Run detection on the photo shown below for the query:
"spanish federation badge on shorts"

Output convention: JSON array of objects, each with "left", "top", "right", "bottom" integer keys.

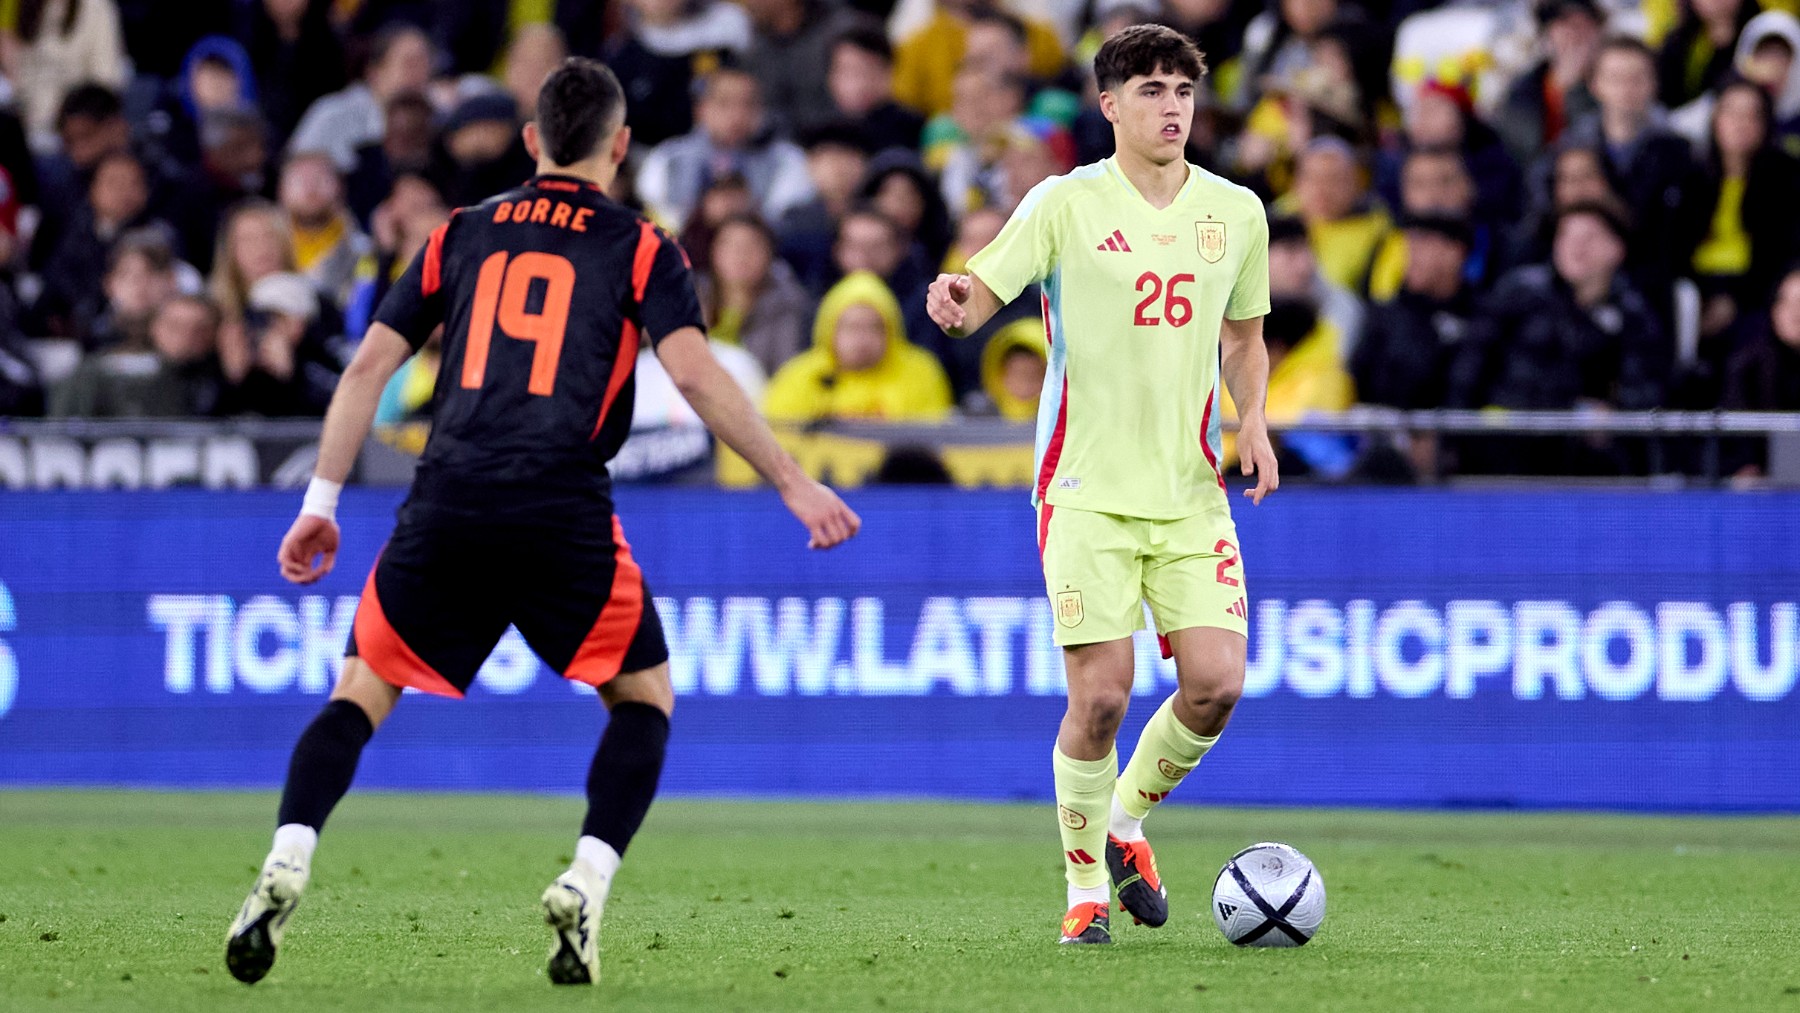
[
  {"left": 1055, "top": 590, "right": 1084, "bottom": 628},
  {"left": 1196, "top": 220, "right": 1226, "bottom": 264}
]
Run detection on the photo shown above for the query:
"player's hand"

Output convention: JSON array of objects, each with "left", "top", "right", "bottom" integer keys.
[
  {"left": 780, "top": 479, "right": 862, "bottom": 550},
  {"left": 927, "top": 273, "right": 973, "bottom": 336},
  {"left": 1238, "top": 414, "right": 1280, "bottom": 506},
  {"left": 278, "top": 513, "right": 340, "bottom": 584}
]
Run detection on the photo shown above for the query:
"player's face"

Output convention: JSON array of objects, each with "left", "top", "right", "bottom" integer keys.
[{"left": 1104, "top": 70, "right": 1194, "bottom": 165}]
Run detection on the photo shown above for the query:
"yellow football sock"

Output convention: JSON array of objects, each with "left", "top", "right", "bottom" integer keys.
[
  {"left": 1052, "top": 745, "right": 1116, "bottom": 891},
  {"left": 1116, "top": 695, "right": 1219, "bottom": 822}
]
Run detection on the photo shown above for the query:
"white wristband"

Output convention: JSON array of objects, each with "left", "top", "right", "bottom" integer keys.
[{"left": 299, "top": 477, "right": 343, "bottom": 522}]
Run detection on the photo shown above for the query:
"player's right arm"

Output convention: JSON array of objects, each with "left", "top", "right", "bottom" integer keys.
[
  {"left": 277, "top": 323, "right": 414, "bottom": 584},
  {"left": 926, "top": 272, "right": 1003, "bottom": 338},
  {"left": 280, "top": 218, "right": 453, "bottom": 584},
  {"left": 931, "top": 179, "right": 1061, "bottom": 338},
  {"left": 656, "top": 327, "right": 862, "bottom": 550}
]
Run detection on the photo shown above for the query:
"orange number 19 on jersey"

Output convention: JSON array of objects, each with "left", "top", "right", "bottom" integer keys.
[{"left": 461, "top": 251, "right": 576, "bottom": 396}]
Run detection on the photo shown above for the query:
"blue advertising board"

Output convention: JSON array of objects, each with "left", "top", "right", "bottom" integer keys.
[{"left": 1, "top": 488, "right": 1796, "bottom": 811}]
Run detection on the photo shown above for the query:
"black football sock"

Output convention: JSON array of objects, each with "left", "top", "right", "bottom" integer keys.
[
  {"left": 276, "top": 699, "right": 376, "bottom": 832},
  {"left": 579, "top": 702, "right": 670, "bottom": 856}
]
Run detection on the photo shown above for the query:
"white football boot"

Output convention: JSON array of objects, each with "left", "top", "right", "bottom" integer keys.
[
  {"left": 225, "top": 850, "right": 309, "bottom": 984},
  {"left": 541, "top": 860, "right": 610, "bottom": 985}
]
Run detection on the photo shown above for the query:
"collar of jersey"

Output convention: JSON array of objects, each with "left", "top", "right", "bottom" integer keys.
[
  {"left": 1102, "top": 156, "right": 1197, "bottom": 211},
  {"left": 529, "top": 173, "right": 606, "bottom": 193}
]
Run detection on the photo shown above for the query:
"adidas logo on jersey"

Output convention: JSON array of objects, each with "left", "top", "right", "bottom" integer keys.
[{"left": 1094, "top": 229, "right": 1132, "bottom": 252}]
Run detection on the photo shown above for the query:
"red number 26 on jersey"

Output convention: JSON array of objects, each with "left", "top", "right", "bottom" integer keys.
[{"left": 1133, "top": 271, "right": 1195, "bottom": 327}]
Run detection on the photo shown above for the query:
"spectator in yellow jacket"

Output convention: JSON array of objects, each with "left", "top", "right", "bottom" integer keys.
[
  {"left": 764, "top": 271, "right": 954, "bottom": 422},
  {"left": 978, "top": 316, "right": 1045, "bottom": 422}
]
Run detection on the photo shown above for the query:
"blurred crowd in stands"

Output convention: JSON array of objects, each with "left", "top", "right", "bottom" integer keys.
[{"left": 0, "top": 0, "right": 1798, "bottom": 481}]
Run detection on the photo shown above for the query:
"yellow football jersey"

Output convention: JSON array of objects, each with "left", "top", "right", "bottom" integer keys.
[{"left": 967, "top": 157, "right": 1270, "bottom": 520}]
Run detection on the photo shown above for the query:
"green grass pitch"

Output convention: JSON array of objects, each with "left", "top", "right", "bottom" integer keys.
[{"left": 2, "top": 791, "right": 1798, "bottom": 1012}]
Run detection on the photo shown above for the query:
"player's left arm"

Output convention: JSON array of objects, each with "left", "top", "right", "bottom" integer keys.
[
  {"left": 1220, "top": 315, "right": 1278, "bottom": 505},
  {"left": 1221, "top": 207, "right": 1277, "bottom": 505},
  {"left": 277, "top": 323, "right": 415, "bottom": 584}
]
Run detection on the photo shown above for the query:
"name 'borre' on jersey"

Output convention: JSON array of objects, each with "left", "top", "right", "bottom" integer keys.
[
  {"left": 372, "top": 174, "right": 705, "bottom": 522},
  {"left": 965, "top": 156, "right": 1271, "bottom": 522}
]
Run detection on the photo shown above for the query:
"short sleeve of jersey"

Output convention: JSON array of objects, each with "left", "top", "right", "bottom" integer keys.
[
  {"left": 372, "top": 238, "right": 444, "bottom": 351},
  {"left": 966, "top": 180, "right": 1060, "bottom": 304},
  {"left": 1225, "top": 206, "right": 1271, "bottom": 321},
  {"left": 639, "top": 230, "right": 706, "bottom": 347}
]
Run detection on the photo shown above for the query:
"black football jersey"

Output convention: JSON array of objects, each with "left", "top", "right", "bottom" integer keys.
[{"left": 373, "top": 174, "right": 704, "bottom": 519}]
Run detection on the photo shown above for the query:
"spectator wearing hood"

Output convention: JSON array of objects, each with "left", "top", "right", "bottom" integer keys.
[
  {"left": 763, "top": 270, "right": 952, "bottom": 422},
  {"left": 1668, "top": 10, "right": 1800, "bottom": 150},
  {"left": 143, "top": 35, "right": 258, "bottom": 168},
  {"left": 427, "top": 92, "right": 534, "bottom": 209},
  {"left": 976, "top": 316, "right": 1045, "bottom": 422},
  {"left": 1675, "top": 77, "right": 1800, "bottom": 369},
  {"left": 1497, "top": 0, "right": 1603, "bottom": 170}
]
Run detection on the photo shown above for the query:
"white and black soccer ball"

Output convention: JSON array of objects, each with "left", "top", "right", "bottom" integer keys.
[{"left": 1211, "top": 842, "right": 1326, "bottom": 947}]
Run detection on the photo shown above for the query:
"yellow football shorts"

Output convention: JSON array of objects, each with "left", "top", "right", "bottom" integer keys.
[{"left": 1036, "top": 502, "right": 1248, "bottom": 647}]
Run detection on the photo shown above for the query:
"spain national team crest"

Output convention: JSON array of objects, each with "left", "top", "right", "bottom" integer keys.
[
  {"left": 1055, "top": 590, "right": 1084, "bottom": 628},
  {"left": 1196, "top": 220, "right": 1226, "bottom": 264}
]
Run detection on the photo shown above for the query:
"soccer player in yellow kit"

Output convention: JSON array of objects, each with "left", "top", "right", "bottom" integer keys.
[{"left": 927, "top": 24, "right": 1277, "bottom": 945}]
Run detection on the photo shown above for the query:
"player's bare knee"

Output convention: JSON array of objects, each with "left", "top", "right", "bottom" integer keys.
[
  {"left": 328, "top": 659, "right": 401, "bottom": 729},
  {"left": 1074, "top": 687, "right": 1131, "bottom": 739},
  {"left": 600, "top": 663, "right": 675, "bottom": 717}
]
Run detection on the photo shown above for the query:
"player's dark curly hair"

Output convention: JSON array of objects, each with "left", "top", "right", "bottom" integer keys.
[
  {"left": 1093, "top": 24, "right": 1207, "bottom": 94},
  {"left": 535, "top": 57, "right": 626, "bottom": 167}
]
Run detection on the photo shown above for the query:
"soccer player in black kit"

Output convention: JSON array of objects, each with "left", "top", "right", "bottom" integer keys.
[{"left": 224, "top": 59, "right": 860, "bottom": 987}]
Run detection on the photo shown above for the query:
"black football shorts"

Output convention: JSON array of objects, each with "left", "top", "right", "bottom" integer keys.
[{"left": 345, "top": 513, "right": 668, "bottom": 697}]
